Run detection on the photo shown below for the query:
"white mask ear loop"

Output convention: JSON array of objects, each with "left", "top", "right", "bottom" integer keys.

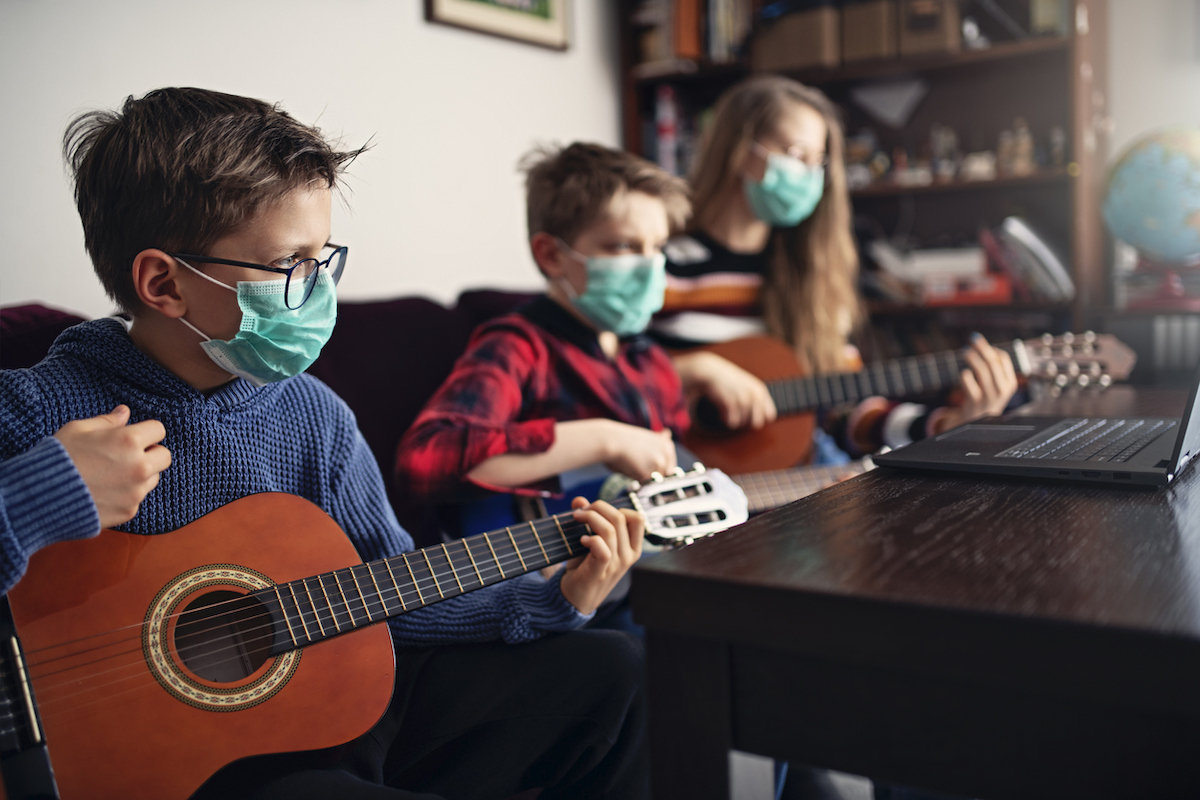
[
  {"left": 174, "top": 256, "right": 234, "bottom": 343},
  {"left": 552, "top": 238, "right": 585, "bottom": 301}
]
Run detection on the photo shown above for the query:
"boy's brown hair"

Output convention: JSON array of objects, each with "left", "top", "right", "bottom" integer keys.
[
  {"left": 521, "top": 142, "right": 690, "bottom": 246},
  {"left": 63, "top": 87, "right": 365, "bottom": 313}
]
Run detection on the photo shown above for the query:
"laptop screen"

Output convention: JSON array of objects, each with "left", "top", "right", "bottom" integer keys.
[{"left": 1167, "top": 362, "right": 1200, "bottom": 475}]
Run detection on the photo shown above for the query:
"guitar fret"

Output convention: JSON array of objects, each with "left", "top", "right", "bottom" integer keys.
[
  {"left": 365, "top": 562, "right": 390, "bottom": 616},
  {"left": 506, "top": 527, "right": 528, "bottom": 572},
  {"left": 384, "top": 559, "right": 407, "bottom": 611},
  {"left": 422, "top": 550, "right": 445, "bottom": 599},
  {"left": 462, "top": 538, "right": 486, "bottom": 586},
  {"left": 907, "top": 359, "right": 923, "bottom": 393},
  {"left": 528, "top": 521, "right": 550, "bottom": 564},
  {"left": 349, "top": 565, "right": 374, "bottom": 623},
  {"left": 319, "top": 574, "right": 346, "bottom": 631},
  {"left": 273, "top": 586, "right": 299, "bottom": 648},
  {"left": 302, "top": 578, "right": 328, "bottom": 637},
  {"left": 402, "top": 553, "right": 424, "bottom": 605},
  {"left": 553, "top": 516, "right": 574, "bottom": 557},
  {"left": 482, "top": 532, "right": 505, "bottom": 579},
  {"left": 288, "top": 583, "right": 314, "bottom": 642},
  {"left": 830, "top": 373, "right": 843, "bottom": 404},
  {"left": 331, "top": 570, "right": 357, "bottom": 628},
  {"left": 441, "top": 543, "right": 465, "bottom": 594}
]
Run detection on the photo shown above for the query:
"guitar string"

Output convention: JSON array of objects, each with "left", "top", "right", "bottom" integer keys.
[{"left": 20, "top": 521, "right": 598, "bottom": 706}]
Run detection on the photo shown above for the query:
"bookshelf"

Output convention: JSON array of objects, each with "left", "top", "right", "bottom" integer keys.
[{"left": 619, "top": 0, "right": 1111, "bottom": 357}]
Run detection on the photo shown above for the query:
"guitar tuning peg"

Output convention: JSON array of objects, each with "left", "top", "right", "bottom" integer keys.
[
  {"left": 1066, "top": 362, "right": 1080, "bottom": 377},
  {"left": 1062, "top": 332, "right": 1075, "bottom": 344},
  {"left": 691, "top": 462, "right": 706, "bottom": 473},
  {"left": 1060, "top": 344, "right": 1074, "bottom": 357},
  {"left": 1081, "top": 343, "right": 1095, "bottom": 357},
  {"left": 671, "top": 466, "right": 685, "bottom": 477},
  {"left": 1083, "top": 330, "right": 1096, "bottom": 343},
  {"left": 650, "top": 472, "right": 664, "bottom": 482},
  {"left": 1043, "top": 361, "right": 1058, "bottom": 376},
  {"left": 1098, "top": 374, "right": 1113, "bottom": 388},
  {"left": 1055, "top": 373, "right": 1070, "bottom": 388},
  {"left": 629, "top": 480, "right": 642, "bottom": 491},
  {"left": 1076, "top": 374, "right": 1091, "bottom": 388},
  {"left": 1041, "top": 333, "right": 1054, "bottom": 345},
  {"left": 1088, "top": 362, "right": 1102, "bottom": 377}
]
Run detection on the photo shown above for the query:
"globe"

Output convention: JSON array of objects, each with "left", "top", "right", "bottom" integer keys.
[{"left": 1103, "top": 127, "right": 1200, "bottom": 265}]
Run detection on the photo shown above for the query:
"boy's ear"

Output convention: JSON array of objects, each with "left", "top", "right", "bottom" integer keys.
[
  {"left": 131, "top": 249, "right": 188, "bottom": 319},
  {"left": 530, "top": 232, "right": 567, "bottom": 280}
]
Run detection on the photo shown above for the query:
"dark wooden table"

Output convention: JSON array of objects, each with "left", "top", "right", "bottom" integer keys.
[{"left": 632, "top": 387, "right": 1200, "bottom": 800}]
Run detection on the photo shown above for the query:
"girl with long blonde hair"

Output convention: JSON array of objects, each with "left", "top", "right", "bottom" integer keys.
[{"left": 663, "top": 75, "right": 1016, "bottom": 457}]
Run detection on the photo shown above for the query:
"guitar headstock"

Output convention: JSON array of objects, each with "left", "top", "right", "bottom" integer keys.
[
  {"left": 607, "top": 465, "right": 749, "bottom": 548},
  {"left": 1016, "top": 332, "right": 1137, "bottom": 391}
]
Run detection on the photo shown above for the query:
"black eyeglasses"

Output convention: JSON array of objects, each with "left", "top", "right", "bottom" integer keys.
[{"left": 170, "top": 244, "right": 347, "bottom": 309}]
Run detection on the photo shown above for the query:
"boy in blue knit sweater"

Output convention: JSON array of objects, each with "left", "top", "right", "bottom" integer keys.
[{"left": 0, "top": 88, "right": 648, "bottom": 799}]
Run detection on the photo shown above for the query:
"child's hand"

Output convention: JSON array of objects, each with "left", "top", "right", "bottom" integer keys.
[
  {"left": 674, "top": 351, "right": 776, "bottom": 430},
  {"left": 54, "top": 405, "right": 172, "bottom": 529},
  {"left": 933, "top": 336, "right": 1019, "bottom": 434},
  {"left": 601, "top": 421, "right": 676, "bottom": 481},
  {"left": 558, "top": 498, "right": 645, "bottom": 616}
]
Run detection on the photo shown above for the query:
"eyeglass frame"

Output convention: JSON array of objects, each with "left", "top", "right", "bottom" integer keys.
[
  {"left": 751, "top": 140, "right": 830, "bottom": 170},
  {"left": 168, "top": 244, "right": 347, "bottom": 309}
]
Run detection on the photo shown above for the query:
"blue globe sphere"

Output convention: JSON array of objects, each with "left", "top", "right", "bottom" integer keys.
[{"left": 1103, "top": 128, "right": 1200, "bottom": 265}]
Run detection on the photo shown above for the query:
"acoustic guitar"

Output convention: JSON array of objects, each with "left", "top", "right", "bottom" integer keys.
[
  {"left": 680, "top": 332, "right": 1138, "bottom": 473},
  {"left": 0, "top": 468, "right": 746, "bottom": 800}
]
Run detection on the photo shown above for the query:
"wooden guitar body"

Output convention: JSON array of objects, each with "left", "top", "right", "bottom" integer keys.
[
  {"left": 5, "top": 494, "right": 395, "bottom": 800},
  {"left": 679, "top": 336, "right": 816, "bottom": 473}
]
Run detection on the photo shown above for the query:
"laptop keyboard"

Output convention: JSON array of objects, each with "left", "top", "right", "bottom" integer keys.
[{"left": 997, "top": 418, "right": 1177, "bottom": 463}]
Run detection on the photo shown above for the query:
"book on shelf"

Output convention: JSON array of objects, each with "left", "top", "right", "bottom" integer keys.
[{"left": 631, "top": 0, "right": 753, "bottom": 73}]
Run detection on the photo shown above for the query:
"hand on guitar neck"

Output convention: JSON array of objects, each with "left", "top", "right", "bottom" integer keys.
[
  {"left": 557, "top": 497, "right": 644, "bottom": 616},
  {"left": 673, "top": 349, "right": 778, "bottom": 430},
  {"left": 926, "top": 334, "right": 1019, "bottom": 435},
  {"left": 53, "top": 405, "right": 172, "bottom": 529}
]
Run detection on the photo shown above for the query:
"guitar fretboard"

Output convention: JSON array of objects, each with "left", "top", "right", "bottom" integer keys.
[
  {"left": 257, "top": 515, "right": 589, "bottom": 652},
  {"left": 768, "top": 344, "right": 1021, "bottom": 416},
  {"left": 733, "top": 459, "right": 872, "bottom": 514}
]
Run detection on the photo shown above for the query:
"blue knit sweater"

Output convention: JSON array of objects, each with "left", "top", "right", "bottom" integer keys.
[{"left": 0, "top": 319, "right": 587, "bottom": 644}]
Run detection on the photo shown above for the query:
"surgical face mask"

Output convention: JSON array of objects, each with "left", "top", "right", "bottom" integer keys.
[
  {"left": 556, "top": 240, "right": 667, "bottom": 337},
  {"left": 176, "top": 258, "right": 337, "bottom": 386},
  {"left": 743, "top": 145, "right": 825, "bottom": 227}
]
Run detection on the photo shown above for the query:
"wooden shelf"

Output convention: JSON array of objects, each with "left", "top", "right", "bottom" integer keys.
[
  {"left": 785, "top": 35, "right": 1071, "bottom": 86},
  {"left": 851, "top": 170, "right": 1071, "bottom": 199},
  {"left": 632, "top": 36, "right": 1071, "bottom": 88},
  {"left": 867, "top": 300, "right": 1073, "bottom": 316}
]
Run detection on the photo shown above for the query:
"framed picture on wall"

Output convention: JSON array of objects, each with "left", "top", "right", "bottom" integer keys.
[{"left": 425, "top": 0, "right": 569, "bottom": 50}]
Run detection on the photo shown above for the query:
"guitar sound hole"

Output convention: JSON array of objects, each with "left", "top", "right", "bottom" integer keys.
[{"left": 175, "top": 590, "right": 273, "bottom": 682}]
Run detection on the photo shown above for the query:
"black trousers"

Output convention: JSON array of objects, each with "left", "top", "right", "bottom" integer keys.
[{"left": 192, "top": 629, "right": 649, "bottom": 800}]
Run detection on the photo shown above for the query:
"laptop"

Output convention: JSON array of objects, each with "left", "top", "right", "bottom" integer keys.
[{"left": 873, "top": 364, "right": 1200, "bottom": 487}]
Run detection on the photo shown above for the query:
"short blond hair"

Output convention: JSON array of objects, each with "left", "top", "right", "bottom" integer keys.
[{"left": 521, "top": 142, "right": 690, "bottom": 245}]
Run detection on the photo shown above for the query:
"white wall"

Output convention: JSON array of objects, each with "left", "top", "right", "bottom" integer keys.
[
  {"left": 1108, "top": 0, "right": 1200, "bottom": 157},
  {"left": 0, "top": 0, "right": 619, "bottom": 318}
]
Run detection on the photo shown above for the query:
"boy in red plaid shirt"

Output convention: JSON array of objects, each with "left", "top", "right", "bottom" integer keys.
[{"left": 395, "top": 143, "right": 766, "bottom": 520}]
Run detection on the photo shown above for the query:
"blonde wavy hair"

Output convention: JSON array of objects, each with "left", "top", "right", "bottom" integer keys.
[{"left": 690, "top": 75, "right": 862, "bottom": 372}]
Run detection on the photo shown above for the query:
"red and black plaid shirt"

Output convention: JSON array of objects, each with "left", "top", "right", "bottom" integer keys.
[{"left": 395, "top": 296, "right": 690, "bottom": 502}]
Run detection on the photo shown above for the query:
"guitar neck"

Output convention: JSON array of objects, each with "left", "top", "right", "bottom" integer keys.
[
  {"left": 767, "top": 342, "right": 1023, "bottom": 416},
  {"left": 259, "top": 514, "right": 588, "bottom": 653},
  {"left": 733, "top": 459, "right": 872, "bottom": 514}
]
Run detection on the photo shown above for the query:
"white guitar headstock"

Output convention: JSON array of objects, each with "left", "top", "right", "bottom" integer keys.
[{"left": 620, "top": 464, "right": 749, "bottom": 548}]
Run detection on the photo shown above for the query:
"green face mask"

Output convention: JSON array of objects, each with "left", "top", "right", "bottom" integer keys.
[
  {"left": 744, "top": 148, "right": 825, "bottom": 227},
  {"left": 177, "top": 258, "right": 337, "bottom": 386},
  {"left": 557, "top": 240, "right": 667, "bottom": 337}
]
